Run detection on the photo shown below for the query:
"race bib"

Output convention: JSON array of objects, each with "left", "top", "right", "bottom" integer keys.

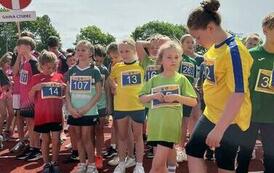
[
  {"left": 145, "top": 65, "right": 160, "bottom": 81},
  {"left": 151, "top": 85, "right": 180, "bottom": 109},
  {"left": 70, "top": 76, "right": 92, "bottom": 93},
  {"left": 254, "top": 69, "right": 274, "bottom": 94},
  {"left": 20, "top": 69, "right": 28, "bottom": 85},
  {"left": 121, "top": 71, "right": 142, "bottom": 86},
  {"left": 181, "top": 62, "right": 195, "bottom": 78},
  {"left": 271, "top": 69, "right": 274, "bottom": 87},
  {"left": 41, "top": 82, "right": 63, "bottom": 99}
]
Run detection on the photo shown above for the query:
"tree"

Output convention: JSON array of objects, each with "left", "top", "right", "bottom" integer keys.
[
  {"left": 0, "top": 14, "right": 60, "bottom": 56},
  {"left": 131, "top": 21, "right": 188, "bottom": 41},
  {"left": 76, "top": 25, "right": 115, "bottom": 46}
]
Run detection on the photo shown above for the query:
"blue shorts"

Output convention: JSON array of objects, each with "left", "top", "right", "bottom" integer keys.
[
  {"left": 20, "top": 107, "right": 34, "bottom": 118},
  {"left": 98, "top": 108, "right": 107, "bottom": 117},
  {"left": 183, "top": 105, "right": 193, "bottom": 118},
  {"left": 113, "top": 110, "right": 145, "bottom": 123},
  {"left": 185, "top": 115, "right": 243, "bottom": 171}
]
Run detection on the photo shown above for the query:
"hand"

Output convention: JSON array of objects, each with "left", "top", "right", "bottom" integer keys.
[
  {"left": 111, "top": 83, "right": 117, "bottom": 95},
  {"left": 206, "top": 127, "right": 225, "bottom": 149},
  {"left": 77, "top": 104, "right": 91, "bottom": 115},
  {"left": 67, "top": 106, "right": 81, "bottom": 118},
  {"left": 153, "top": 92, "right": 164, "bottom": 102},
  {"left": 163, "top": 94, "right": 179, "bottom": 103}
]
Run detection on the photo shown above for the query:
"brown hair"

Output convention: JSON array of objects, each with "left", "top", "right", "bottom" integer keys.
[
  {"left": 187, "top": 0, "right": 221, "bottom": 30},
  {"left": 157, "top": 41, "right": 183, "bottom": 72},
  {"left": 262, "top": 12, "right": 274, "bottom": 29},
  {"left": 0, "top": 52, "right": 12, "bottom": 67},
  {"left": 16, "top": 36, "right": 36, "bottom": 50},
  {"left": 106, "top": 42, "right": 118, "bottom": 54},
  {"left": 37, "top": 50, "right": 57, "bottom": 72},
  {"left": 76, "top": 40, "right": 95, "bottom": 57}
]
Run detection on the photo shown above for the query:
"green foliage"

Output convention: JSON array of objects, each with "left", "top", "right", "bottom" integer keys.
[
  {"left": 0, "top": 15, "right": 60, "bottom": 56},
  {"left": 76, "top": 25, "right": 115, "bottom": 46},
  {"left": 131, "top": 21, "right": 188, "bottom": 41}
]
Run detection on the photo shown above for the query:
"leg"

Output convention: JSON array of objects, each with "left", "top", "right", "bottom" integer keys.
[
  {"left": 260, "top": 123, "right": 274, "bottom": 173},
  {"left": 51, "top": 131, "right": 61, "bottom": 163},
  {"left": 127, "top": 119, "right": 135, "bottom": 158},
  {"left": 188, "top": 156, "right": 207, "bottom": 173},
  {"left": 131, "top": 119, "right": 144, "bottom": 163},
  {"left": 236, "top": 122, "right": 258, "bottom": 173},
  {"left": 95, "top": 117, "right": 105, "bottom": 157},
  {"left": 81, "top": 126, "right": 95, "bottom": 164},
  {"left": 41, "top": 133, "right": 50, "bottom": 163},
  {"left": 150, "top": 145, "right": 170, "bottom": 173},
  {"left": 75, "top": 126, "right": 86, "bottom": 163},
  {"left": 116, "top": 117, "right": 130, "bottom": 161},
  {"left": 0, "top": 99, "right": 7, "bottom": 135}
]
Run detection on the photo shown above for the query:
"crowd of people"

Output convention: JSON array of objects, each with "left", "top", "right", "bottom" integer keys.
[{"left": 0, "top": 0, "right": 273, "bottom": 173}]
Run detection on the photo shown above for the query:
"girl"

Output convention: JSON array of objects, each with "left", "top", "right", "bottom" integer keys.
[
  {"left": 29, "top": 51, "right": 65, "bottom": 173},
  {"left": 109, "top": 38, "right": 145, "bottom": 173},
  {"left": 66, "top": 40, "right": 101, "bottom": 173},
  {"left": 185, "top": 1, "right": 253, "bottom": 173},
  {"left": 139, "top": 41, "right": 197, "bottom": 173},
  {"left": 0, "top": 53, "right": 13, "bottom": 148}
]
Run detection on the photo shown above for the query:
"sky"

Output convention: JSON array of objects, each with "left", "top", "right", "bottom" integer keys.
[{"left": 2, "top": 0, "right": 274, "bottom": 48}]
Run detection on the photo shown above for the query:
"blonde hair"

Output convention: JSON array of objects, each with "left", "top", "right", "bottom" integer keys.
[
  {"left": 119, "top": 38, "right": 136, "bottom": 52},
  {"left": 0, "top": 52, "right": 12, "bottom": 67},
  {"left": 76, "top": 40, "right": 95, "bottom": 56},
  {"left": 157, "top": 41, "right": 183, "bottom": 72},
  {"left": 262, "top": 12, "right": 274, "bottom": 29},
  {"left": 38, "top": 50, "right": 57, "bottom": 72},
  {"left": 180, "top": 34, "right": 194, "bottom": 44}
]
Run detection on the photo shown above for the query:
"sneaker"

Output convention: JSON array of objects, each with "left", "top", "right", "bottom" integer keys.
[
  {"left": 113, "top": 162, "right": 126, "bottom": 173},
  {"left": 63, "top": 153, "right": 79, "bottom": 164},
  {"left": 108, "top": 155, "right": 119, "bottom": 166},
  {"left": 133, "top": 165, "right": 145, "bottom": 173},
  {"left": 76, "top": 163, "right": 87, "bottom": 173},
  {"left": 146, "top": 147, "right": 154, "bottom": 159},
  {"left": 86, "top": 165, "right": 98, "bottom": 173},
  {"left": 205, "top": 148, "right": 215, "bottom": 161},
  {"left": 103, "top": 146, "right": 117, "bottom": 158},
  {"left": 16, "top": 147, "right": 32, "bottom": 160},
  {"left": 25, "top": 150, "right": 42, "bottom": 161},
  {"left": 95, "top": 156, "right": 103, "bottom": 169},
  {"left": 0, "top": 135, "right": 3, "bottom": 149},
  {"left": 10, "top": 140, "right": 27, "bottom": 154},
  {"left": 176, "top": 149, "right": 187, "bottom": 162},
  {"left": 125, "top": 157, "right": 136, "bottom": 168},
  {"left": 42, "top": 163, "right": 51, "bottom": 173}
]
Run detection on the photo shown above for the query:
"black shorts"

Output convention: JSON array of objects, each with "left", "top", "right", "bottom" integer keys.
[
  {"left": 183, "top": 105, "right": 193, "bottom": 118},
  {"left": 34, "top": 123, "right": 62, "bottom": 133},
  {"left": 98, "top": 108, "right": 107, "bottom": 117},
  {"left": 67, "top": 115, "right": 99, "bottom": 126},
  {"left": 20, "top": 107, "right": 34, "bottom": 118},
  {"left": 113, "top": 110, "right": 146, "bottom": 123},
  {"left": 147, "top": 141, "right": 174, "bottom": 149},
  {"left": 185, "top": 115, "right": 243, "bottom": 171}
]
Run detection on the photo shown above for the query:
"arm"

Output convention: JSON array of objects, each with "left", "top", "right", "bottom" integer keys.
[
  {"left": 28, "top": 83, "right": 42, "bottom": 101},
  {"left": 136, "top": 40, "right": 150, "bottom": 62},
  {"left": 163, "top": 94, "right": 197, "bottom": 107},
  {"left": 65, "top": 81, "right": 80, "bottom": 118},
  {"left": 206, "top": 93, "right": 244, "bottom": 148},
  {"left": 78, "top": 82, "right": 102, "bottom": 115},
  {"left": 105, "top": 77, "right": 112, "bottom": 114},
  {"left": 12, "top": 54, "right": 21, "bottom": 76}
]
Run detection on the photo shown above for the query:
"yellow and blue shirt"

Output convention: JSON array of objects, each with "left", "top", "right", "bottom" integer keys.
[
  {"left": 110, "top": 61, "right": 145, "bottom": 111},
  {"left": 203, "top": 36, "right": 253, "bottom": 131}
]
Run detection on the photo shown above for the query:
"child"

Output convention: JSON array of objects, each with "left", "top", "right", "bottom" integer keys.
[
  {"left": 236, "top": 12, "right": 274, "bottom": 173},
  {"left": 244, "top": 33, "right": 261, "bottom": 49},
  {"left": 94, "top": 44, "right": 110, "bottom": 169},
  {"left": 63, "top": 52, "right": 80, "bottom": 163},
  {"left": 0, "top": 53, "right": 13, "bottom": 148},
  {"left": 185, "top": 1, "right": 253, "bottom": 173},
  {"left": 13, "top": 36, "right": 41, "bottom": 161},
  {"left": 109, "top": 38, "right": 145, "bottom": 173},
  {"left": 139, "top": 41, "right": 197, "bottom": 173},
  {"left": 29, "top": 51, "right": 65, "bottom": 173},
  {"left": 66, "top": 40, "right": 101, "bottom": 173}
]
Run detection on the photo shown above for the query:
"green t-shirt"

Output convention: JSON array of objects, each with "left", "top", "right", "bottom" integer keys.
[
  {"left": 140, "top": 56, "right": 159, "bottom": 81},
  {"left": 178, "top": 55, "right": 197, "bottom": 85},
  {"left": 139, "top": 72, "right": 197, "bottom": 143},
  {"left": 68, "top": 65, "right": 102, "bottom": 116},
  {"left": 249, "top": 45, "right": 274, "bottom": 123},
  {"left": 97, "top": 65, "right": 109, "bottom": 110}
]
